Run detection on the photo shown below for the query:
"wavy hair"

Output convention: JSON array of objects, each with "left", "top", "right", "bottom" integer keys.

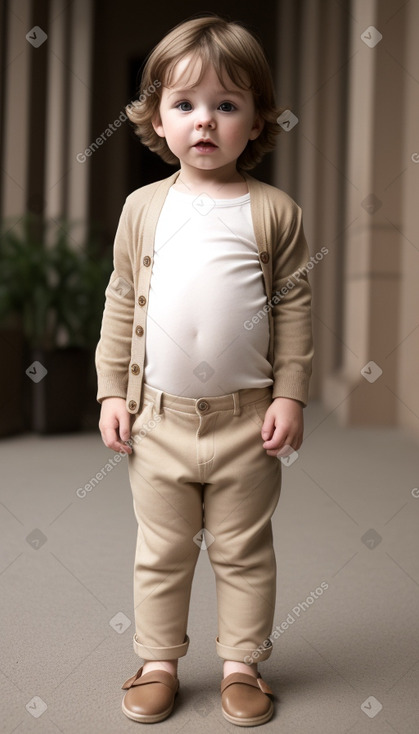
[{"left": 125, "top": 15, "right": 284, "bottom": 170}]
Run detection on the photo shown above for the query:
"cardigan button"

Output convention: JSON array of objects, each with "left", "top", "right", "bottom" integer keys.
[
  {"left": 128, "top": 400, "right": 137, "bottom": 411},
  {"left": 260, "top": 251, "right": 269, "bottom": 264},
  {"left": 131, "top": 363, "right": 140, "bottom": 375},
  {"left": 143, "top": 256, "right": 151, "bottom": 266},
  {"left": 135, "top": 325, "right": 144, "bottom": 337},
  {"left": 138, "top": 295, "right": 146, "bottom": 306}
]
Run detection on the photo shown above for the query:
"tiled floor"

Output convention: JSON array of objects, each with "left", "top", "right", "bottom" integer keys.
[{"left": 1, "top": 400, "right": 418, "bottom": 733}]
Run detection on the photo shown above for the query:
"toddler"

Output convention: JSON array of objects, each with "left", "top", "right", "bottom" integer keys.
[{"left": 96, "top": 14, "right": 313, "bottom": 727}]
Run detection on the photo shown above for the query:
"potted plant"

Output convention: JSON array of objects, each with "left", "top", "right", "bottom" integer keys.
[
  {"left": 0, "top": 309, "right": 24, "bottom": 437},
  {"left": 0, "top": 214, "right": 112, "bottom": 434}
]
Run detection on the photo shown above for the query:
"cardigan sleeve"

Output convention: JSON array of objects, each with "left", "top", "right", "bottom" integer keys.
[
  {"left": 95, "top": 200, "right": 136, "bottom": 403},
  {"left": 270, "top": 202, "right": 314, "bottom": 406}
]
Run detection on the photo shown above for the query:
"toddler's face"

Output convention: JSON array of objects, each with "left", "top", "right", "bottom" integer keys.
[{"left": 152, "top": 55, "right": 263, "bottom": 174}]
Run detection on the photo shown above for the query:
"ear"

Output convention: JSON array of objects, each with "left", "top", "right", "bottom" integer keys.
[
  {"left": 249, "top": 113, "right": 264, "bottom": 141},
  {"left": 151, "top": 111, "right": 165, "bottom": 138}
]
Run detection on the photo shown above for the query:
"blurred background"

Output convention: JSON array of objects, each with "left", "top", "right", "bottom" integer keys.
[
  {"left": 0, "top": 0, "right": 418, "bottom": 441},
  {"left": 1, "top": 3, "right": 419, "bottom": 733}
]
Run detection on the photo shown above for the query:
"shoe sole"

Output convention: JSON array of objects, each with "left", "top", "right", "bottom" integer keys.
[
  {"left": 222, "top": 701, "right": 274, "bottom": 727},
  {"left": 122, "top": 694, "right": 177, "bottom": 723}
]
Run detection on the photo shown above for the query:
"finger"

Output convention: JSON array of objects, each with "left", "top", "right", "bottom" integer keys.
[
  {"left": 261, "top": 415, "right": 275, "bottom": 441},
  {"left": 119, "top": 443, "right": 133, "bottom": 455},
  {"left": 107, "top": 438, "right": 133, "bottom": 454},
  {"left": 101, "top": 427, "right": 132, "bottom": 454},
  {"left": 101, "top": 426, "right": 118, "bottom": 447},
  {"left": 118, "top": 417, "right": 132, "bottom": 443},
  {"left": 262, "top": 425, "right": 288, "bottom": 450},
  {"left": 276, "top": 444, "right": 295, "bottom": 457},
  {"left": 283, "top": 433, "right": 302, "bottom": 452},
  {"left": 114, "top": 432, "right": 133, "bottom": 454},
  {"left": 266, "top": 442, "right": 292, "bottom": 457},
  {"left": 267, "top": 438, "right": 300, "bottom": 458}
]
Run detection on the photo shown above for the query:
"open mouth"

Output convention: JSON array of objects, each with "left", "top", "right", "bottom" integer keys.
[{"left": 194, "top": 140, "right": 217, "bottom": 148}]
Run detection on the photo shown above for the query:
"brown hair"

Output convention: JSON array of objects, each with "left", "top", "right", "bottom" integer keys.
[{"left": 125, "top": 14, "right": 284, "bottom": 171}]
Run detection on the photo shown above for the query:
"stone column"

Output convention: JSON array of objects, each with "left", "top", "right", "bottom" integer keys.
[
  {"left": 293, "top": 0, "right": 322, "bottom": 399},
  {"left": 324, "top": 0, "right": 407, "bottom": 425},
  {"left": 274, "top": 0, "right": 350, "bottom": 403},
  {"left": 44, "top": 0, "right": 71, "bottom": 220},
  {"left": 65, "top": 0, "right": 93, "bottom": 245},
  {"left": 1, "top": 0, "right": 33, "bottom": 216},
  {"left": 307, "top": 1, "right": 350, "bottom": 397},
  {"left": 273, "top": 0, "right": 300, "bottom": 200},
  {"left": 398, "top": 0, "right": 419, "bottom": 441}
]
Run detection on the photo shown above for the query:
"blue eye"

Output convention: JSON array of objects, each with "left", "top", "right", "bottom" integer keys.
[
  {"left": 219, "top": 102, "right": 236, "bottom": 112},
  {"left": 177, "top": 101, "right": 192, "bottom": 111}
]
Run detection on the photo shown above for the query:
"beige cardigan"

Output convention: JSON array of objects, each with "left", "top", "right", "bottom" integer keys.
[{"left": 95, "top": 169, "right": 314, "bottom": 413}]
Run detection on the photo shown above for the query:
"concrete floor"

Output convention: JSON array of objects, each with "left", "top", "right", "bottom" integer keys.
[{"left": 1, "top": 400, "right": 418, "bottom": 733}]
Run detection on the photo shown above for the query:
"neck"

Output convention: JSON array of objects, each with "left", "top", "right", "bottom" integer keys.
[{"left": 175, "top": 165, "right": 247, "bottom": 196}]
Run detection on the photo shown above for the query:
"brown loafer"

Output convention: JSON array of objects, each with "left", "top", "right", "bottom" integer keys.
[
  {"left": 221, "top": 672, "right": 274, "bottom": 726},
  {"left": 121, "top": 666, "right": 179, "bottom": 723}
]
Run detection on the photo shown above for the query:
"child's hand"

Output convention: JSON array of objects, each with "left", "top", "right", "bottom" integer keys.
[
  {"left": 99, "top": 397, "right": 133, "bottom": 455},
  {"left": 260, "top": 397, "right": 304, "bottom": 457}
]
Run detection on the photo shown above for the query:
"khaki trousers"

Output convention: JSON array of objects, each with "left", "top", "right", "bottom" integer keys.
[{"left": 127, "top": 382, "right": 282, "bottom": 664}]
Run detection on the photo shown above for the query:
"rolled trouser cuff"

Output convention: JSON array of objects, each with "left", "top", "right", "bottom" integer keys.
[
  {"left": 133, "top": 633, "right": 190, "bottom": 660},
  {"left": 215, "top": 636, "right": 273, "bottom": 664}
]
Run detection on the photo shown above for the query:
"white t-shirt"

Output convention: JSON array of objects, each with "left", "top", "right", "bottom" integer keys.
[{"left": 143, "top": 186, "right": 273, "bottom": 397}]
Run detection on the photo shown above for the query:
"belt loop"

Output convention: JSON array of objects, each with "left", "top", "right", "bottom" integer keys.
[
  {"left": 153, "top": 388, "right": 164, "bottom": 415},
  {"left": 232, "top": 391, "right": 241, "bottom": 416}
]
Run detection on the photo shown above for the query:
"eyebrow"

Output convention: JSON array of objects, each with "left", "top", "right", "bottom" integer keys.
[{"left": 166, "top": 88, "right": 246, "bottom": 98}]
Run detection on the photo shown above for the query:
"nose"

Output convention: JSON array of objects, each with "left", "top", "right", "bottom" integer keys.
[{"left": 194, "top": 107, "right": 216, "bottom": 130}]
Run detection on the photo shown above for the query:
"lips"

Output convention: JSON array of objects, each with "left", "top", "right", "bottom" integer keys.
[{"left": 194, "top": 139, "right": 217, "bottom": 148}]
